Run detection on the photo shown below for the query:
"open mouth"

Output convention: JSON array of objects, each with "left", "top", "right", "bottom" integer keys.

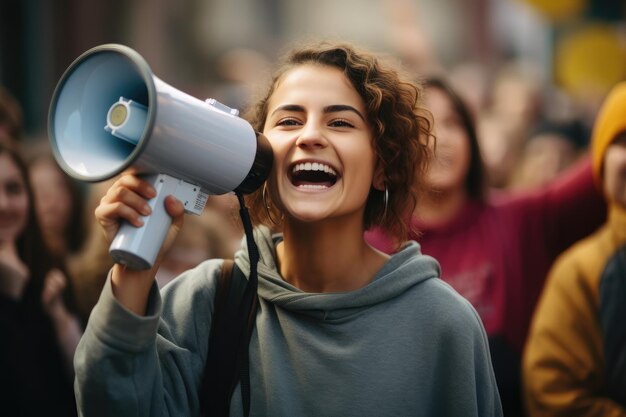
[{"left": 290, "top": 161, "right": 339, "bottom": 189}]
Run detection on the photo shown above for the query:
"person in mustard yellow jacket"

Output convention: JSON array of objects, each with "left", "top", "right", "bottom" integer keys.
[{"left": 523, "top": 82, "right": 626, "bottom": 416}]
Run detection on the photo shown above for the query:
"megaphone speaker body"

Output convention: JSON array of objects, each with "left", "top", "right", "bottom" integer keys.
[{"left": 49, "top": 44, "right": 272, "bottom": 269}]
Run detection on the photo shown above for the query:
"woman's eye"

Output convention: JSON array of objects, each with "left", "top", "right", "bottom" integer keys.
[
  {"left": 6, "top": 181, "right": 25, "bottom": 196},
  {"left": 276, "top": 118, "right": 301, "bottom": 127},
  {"left": 329, "top": 119, "right": 354, "bottom": 128}
]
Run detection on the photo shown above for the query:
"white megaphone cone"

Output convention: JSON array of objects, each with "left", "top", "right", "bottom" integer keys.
[{"left": 48, "top": 44, "right": 273, "bottom": 270}]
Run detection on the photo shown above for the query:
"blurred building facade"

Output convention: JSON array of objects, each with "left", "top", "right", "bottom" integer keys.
[{"left": 0, "top": 0, "right": 624, "bottom": 137}]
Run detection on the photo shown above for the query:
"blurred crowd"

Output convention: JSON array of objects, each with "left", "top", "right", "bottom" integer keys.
[
  {"left": 0, "top": 10, "right": 623, "bottom": 415},
  {"left": 0, "top": 83, "right": 246, "bottom": 415}
]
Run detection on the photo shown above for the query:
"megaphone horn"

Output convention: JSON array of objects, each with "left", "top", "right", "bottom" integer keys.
[{"left": 48, "top": 44, "right": 273, "bottom": 270}]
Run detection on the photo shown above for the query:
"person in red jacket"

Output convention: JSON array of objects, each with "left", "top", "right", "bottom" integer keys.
[{"left": 366, "top": 76, "right": 606, "bottom": 416}]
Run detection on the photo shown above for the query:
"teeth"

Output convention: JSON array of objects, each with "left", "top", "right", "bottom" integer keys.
[
  {"left": 292, "top": 162, "right": 337, "bottom": 176},
  {"left": 298, "top": 184, "right": 329, "bottom": 189}
]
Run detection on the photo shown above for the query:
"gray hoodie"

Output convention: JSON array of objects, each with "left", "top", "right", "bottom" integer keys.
[{"left": 74, "top": 226, "right": 502, "bottom": 417}]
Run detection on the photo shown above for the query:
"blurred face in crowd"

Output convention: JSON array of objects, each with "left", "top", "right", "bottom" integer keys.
[
  {"left": 262, "top": 64, "right": 377, "bottom": 224},
  {"left": 424, "top": 87, "right": 471, "bottom": 194},
  {"left": 0, "top": 153, "right": 29, "bottom": 243},
  {"left": 603, "top": 133, "right": 626, "bottom": 208},
  {"left": 515, "top": 133, "right": 580, "bottom": 188},
  {"left": 30, "top": 158, "right": 73, "bottom": 237}
]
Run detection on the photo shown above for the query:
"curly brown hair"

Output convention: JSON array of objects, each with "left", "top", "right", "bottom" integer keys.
[{"left": 243, "top": 41, "right": 433, "bottom": 243}]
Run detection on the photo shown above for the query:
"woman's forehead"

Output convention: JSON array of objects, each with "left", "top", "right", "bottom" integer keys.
[{"left": 269, "top": 64, "right": 363, "bottom": 107}]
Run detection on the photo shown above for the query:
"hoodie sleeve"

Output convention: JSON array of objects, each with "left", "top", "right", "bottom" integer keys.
[
  {"left": 456, "top": 299, "right": 504, "bottom": 417},
  {"left": 426, "top": 280, "right": 504, "bottom": 417},
  {"left": 471, "top": 307, "right": 506, "bottom": 417},
  {"left": 74, "top": 260, "right": 222, "bottom": 417}
]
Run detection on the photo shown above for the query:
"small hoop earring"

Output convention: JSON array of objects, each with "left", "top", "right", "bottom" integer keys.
[
  {"left": 263, "top": 183, "right": 281, "bottom": 225},
  {"left": 381, "top": 185, "right": 389, "bottom": 223}
]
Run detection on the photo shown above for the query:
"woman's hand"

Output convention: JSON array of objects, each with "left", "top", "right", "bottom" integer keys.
[
  {"left": 42, "top": 268, "right": 70, "bottom": 319},
  {"left": 94, "top": 173, "right": 185, "bottom": 315},
  {"left": 94, "top": 173, "right": 186, "bottom": 264},
  {"left": 96, "top": 174, "right": 153, "bottom": 244},
  {"left": 41, "top": 269, "right": 83, "bottom": 376}
]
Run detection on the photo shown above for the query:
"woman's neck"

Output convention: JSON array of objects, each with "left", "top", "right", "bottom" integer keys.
[
  {"left": 415, "top": 187, "right": 468, "bottom": 226},
  {"left": 276, "top": 215, "right": 388, "bottom": 293}
]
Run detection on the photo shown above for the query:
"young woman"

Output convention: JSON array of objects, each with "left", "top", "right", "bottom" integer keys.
[
  {"left": 0, "top": 143, "right": 81, "bottom": 417},
  {"left": 74, "top": 42, "right": 502, "bottom": 416},
  {"left": 366, "top": 76, "right": 606, "bottom": 416}
]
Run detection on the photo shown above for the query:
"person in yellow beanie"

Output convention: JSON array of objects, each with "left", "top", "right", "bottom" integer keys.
[{"left": 522, "top": 81, "right": 626, "bottom": 416}]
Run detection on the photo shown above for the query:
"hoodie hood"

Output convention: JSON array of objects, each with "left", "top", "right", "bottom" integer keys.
[
  {"left": 234, "top": 226, "right": 441, "bottom": 321},
  {"left": 591, "top": 81, "right": 626, "bottom": 190}
]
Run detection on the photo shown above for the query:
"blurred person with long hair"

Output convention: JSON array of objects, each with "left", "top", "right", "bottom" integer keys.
[
  {"left": 0, "top": 143, "right": 81, "bottom": 416},
  {"left": 366, "top": 76, "right": 606, "bottom": 416}
]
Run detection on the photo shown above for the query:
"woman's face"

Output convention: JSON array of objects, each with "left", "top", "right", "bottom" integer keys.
[
  {"left": 0, "top": 153, "right": 29, "bottom": 243},
  {"left": 30, "top": 159, "right": 73, "bottom": 235},
  {"left": 603, "top": 133, "right": 626, "bottom": 208},
  {"left": 424, "top": 87, "right": 471, "bottom": 193},
  {"left": 262, "top": 64, "right": 378, "bottom": 224}
]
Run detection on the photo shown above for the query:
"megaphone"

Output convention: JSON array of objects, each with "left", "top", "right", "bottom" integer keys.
[{"left": 48, "top": 44, "right": 273, "bottom": 270}]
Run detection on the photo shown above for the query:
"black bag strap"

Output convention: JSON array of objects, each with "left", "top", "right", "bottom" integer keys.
[{"left": 200, "top": 259, "right": 258, "bottom": 417}]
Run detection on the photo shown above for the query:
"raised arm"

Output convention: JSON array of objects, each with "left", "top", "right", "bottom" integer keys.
[
  {"left": 74, "top": 172, "right": 196, "bottom": 417},
  {"left": 507, "top": 155, "right": 606, "bottom": 260},
  {"left": 94, "top": 173, "right": 185, "bottom": 315}
]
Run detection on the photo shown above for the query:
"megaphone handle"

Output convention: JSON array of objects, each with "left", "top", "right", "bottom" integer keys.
[{"left": 109, "top": 173, "right": 208, "bottom": 270}]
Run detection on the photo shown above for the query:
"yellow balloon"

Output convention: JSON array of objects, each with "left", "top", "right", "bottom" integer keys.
[
  {"left": 555, "top": 24, "right": 626, "bottom": 96},
  {"left": 522, "top": 0, "right": 587, "bottom": 21}
]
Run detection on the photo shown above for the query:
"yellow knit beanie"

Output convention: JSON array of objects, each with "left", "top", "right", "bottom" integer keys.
[{"left": 591, "top": 82, "right": 626, "bottom": 189}]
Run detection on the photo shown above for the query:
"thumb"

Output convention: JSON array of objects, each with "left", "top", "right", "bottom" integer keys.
[
  {"left": 164, "top": 195, "right": 185, "bottom": 230},
  {"left": 152, "top": 196, "right": 186, "bottom": 268}
]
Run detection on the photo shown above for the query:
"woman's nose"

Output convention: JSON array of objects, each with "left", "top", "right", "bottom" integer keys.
[
  {"left": 295, "top": 121, "right": 327, "bottom": 149},
  {"left": 0, "top": 191, "right": 8, "bottom": 209}
]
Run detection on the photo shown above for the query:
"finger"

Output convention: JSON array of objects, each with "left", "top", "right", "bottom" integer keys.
[
  {"left": 43, "top": 270, "right": 64, "bottom": 293},
  {"left": 48, "top": 269, "right": 67, "bottom": 289},
  {"left": 42, "top": 275, "right": 56, "bottom": 304},
  {"left": 95, "top": 200, "right": 146, "bottom": 228},
  {"left": 102, "top": 184, "right": 154, "bottom": 219},
  {"left": 115, "top": 174, "right": 157, "bottom": 200}
]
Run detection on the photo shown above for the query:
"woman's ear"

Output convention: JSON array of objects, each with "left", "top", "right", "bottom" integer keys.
[{"left": 372, "top": 164, "right": 385, "bottom": 191}]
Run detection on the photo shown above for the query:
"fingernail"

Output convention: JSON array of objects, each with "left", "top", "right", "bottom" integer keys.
[{"left": 142, "top": 204, "right": 152, "bottom": 215}]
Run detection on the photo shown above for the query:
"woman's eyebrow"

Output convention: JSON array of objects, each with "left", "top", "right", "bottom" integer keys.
[
  {"left": 323, "top": 105, "right": 365, "bottom": 121},
  {"left": 270, "top": 104, "right": 305, "bottom": 116},
  {"left": 270, "top": 104, "right": 365, "bottom": 121}
]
